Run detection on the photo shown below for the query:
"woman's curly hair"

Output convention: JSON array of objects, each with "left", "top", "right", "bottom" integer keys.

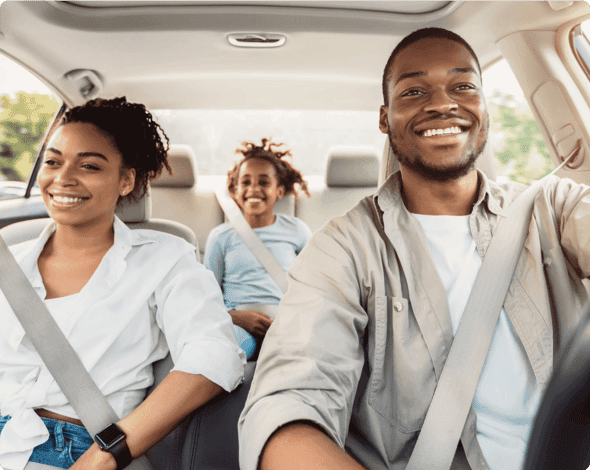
[
  {"left": 60, "top": 96, "right": 171, "bottom": 203},
  {"left": 227, "top": 138, "right": 310, "bottom": 198}
]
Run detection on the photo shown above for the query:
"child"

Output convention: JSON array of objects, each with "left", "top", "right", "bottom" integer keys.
[{"left": 204, "top": 138, "right": 312, "bottom": 358}]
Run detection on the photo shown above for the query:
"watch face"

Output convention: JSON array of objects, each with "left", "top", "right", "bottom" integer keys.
[{"left": 96, "top": 423, "right": 125, "bottom": 449}]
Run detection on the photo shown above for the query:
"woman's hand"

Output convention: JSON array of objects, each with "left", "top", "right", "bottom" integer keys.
[
  {"left": 69, "top": 443, "right": 116, "bottom": 470},
  {"left": 229, "top": 309, "right": 273, "bottom": 336}
]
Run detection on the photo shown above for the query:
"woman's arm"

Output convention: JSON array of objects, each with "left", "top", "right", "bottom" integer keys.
[{"left": 71, "top": 371, "right": 222, "bottom": 470}]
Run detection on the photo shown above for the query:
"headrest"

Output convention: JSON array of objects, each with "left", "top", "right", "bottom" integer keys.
[
  {"left": 325, "top": 146, "right": 380, "bottom": 187},
  {"left": 151, "top": 144, "right": 197, "bottom": 188},
  {"left": 115, "top": 188, "right": 152, "bottom": 223}
]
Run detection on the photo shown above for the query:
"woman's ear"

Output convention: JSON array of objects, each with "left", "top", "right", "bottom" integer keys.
[
  {"left": 120, "top": 168, "right": 136, "bottom": 196},
  {"left": 277, "top": 185, "right": 285, "bottom": 200}
]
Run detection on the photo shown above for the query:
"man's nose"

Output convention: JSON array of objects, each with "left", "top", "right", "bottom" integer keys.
[{"left": 424, "top": 89, "right": 458, "bottom": 115}]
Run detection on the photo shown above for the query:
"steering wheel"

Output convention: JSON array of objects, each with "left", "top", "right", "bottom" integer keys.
[{"left": 524, "top": 305, "right": 590, "bottom": 469}]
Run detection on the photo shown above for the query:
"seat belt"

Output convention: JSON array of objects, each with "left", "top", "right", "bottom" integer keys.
[
  {"left": 0, "top": 235, "right": 152, "bottom": 470},
  {"left": 214, "top": 187, "right": 288, "bottom": 293},
  {"left": 406, "top": 144, "right": 581, "bottom": 470}
]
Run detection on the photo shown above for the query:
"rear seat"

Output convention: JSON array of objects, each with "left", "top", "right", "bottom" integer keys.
[
  {"left": 151, "top": 144, "right": 380, "bottom": 257},
  {"left": 296, "top": 146, "right": 379, "bottom": 232},
  {"left": 151, "top": 145, "right": 294, "bottom": 259}
]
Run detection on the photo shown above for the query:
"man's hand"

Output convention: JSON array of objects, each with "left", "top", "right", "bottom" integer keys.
[
  {"left": 229, "top": 309, "right": 273, "bottom": 336},
  {"left": 69, "top": 443, "right": 116, "bottom": 470}
]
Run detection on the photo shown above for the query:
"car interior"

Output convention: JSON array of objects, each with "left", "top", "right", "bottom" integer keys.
[{"left": 2, "top": 1, "right": 590, "bottom": 468}]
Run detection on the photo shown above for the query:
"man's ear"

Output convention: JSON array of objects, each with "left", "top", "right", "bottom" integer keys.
[{"left": 379, "top": 105, "right": 389, "bottom": 134}]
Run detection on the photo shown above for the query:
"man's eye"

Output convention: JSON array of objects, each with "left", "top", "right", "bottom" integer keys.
[
  {"left": 402, "top": 89, "right": 424, "bottom": 97},
  {"left": 455, "top": 84, "right": 476, "bottom": 91}
]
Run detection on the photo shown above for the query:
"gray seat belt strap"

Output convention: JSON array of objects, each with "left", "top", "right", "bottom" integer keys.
[
  {"left": 215, "top": 187, "right": 288, "bottom": 293},
  {"left": 407, "top": 148, "right": 579, "bottom": 470},
  {"left": 0, "top": 235, "right": 152, "bottom": 470}
]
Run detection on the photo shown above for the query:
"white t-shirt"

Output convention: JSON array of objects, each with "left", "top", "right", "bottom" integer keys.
[
  {"left": 413, "top": 213, "right": 541, "bottom": 470},
  {"left": 0, "top": 216, "right": 246, "bottom": 470}
]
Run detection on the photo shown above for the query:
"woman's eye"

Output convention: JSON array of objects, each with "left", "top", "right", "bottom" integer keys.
[
  {"left": 43, "top": 159, "right": 58, "bottom": 166},
  {"left": 82, "top": 164, "right": 100, "bottom": 171}
]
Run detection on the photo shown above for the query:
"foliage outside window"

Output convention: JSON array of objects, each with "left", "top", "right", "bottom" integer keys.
[
  {"left": 0, "top": 92, "right": 59, "bottom": 182},
  {"left": 483, "top": 60, "right": 551, "bottom": 184}
]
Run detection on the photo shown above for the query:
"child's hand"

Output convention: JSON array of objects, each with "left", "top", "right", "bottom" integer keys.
[{"left": 230, "top": 309, "right": 273, "bottom": 337}]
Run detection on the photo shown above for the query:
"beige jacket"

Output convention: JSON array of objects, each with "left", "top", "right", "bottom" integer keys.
[{"left": 238, "top": 171, "right": 590, "bottom": 470}]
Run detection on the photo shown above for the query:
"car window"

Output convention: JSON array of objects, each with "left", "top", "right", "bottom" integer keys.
[
  {"left": 152, "top": 109, "right": 387, "bottom": 176},
  {"left": 0, "top": 54, "right": 60, "bottom": 200},
  {"left": 483, "top": 60, "right": 551, "bottom": 184}
]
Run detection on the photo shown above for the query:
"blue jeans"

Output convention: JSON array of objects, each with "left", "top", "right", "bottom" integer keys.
[{"left": 0, "top": 415, "right": 94, "bottom": 468}]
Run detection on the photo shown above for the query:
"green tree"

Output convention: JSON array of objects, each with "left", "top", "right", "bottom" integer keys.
[
  {"left": 0, "top": 92, "right": 59, "bottom": 181},
  {"left": 488, "top": 90, "right": 552, "bottom": 183}
]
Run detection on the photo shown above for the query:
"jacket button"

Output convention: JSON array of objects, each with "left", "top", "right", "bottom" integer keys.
[{"left": 393, "top": 302, "right": 403, "bottom": 312}]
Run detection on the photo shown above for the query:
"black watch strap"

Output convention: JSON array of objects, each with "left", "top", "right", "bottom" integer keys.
[
  {"left": 108, "top": 438, "right": 133, "bottom": 470},
  {"left": 95, "top": 423, "right": 133, "bottom": 470}
]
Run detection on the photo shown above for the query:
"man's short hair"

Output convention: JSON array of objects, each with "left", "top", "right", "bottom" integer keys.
[{"left": 382, "top": 27, "right": 482, "bottom": 106}]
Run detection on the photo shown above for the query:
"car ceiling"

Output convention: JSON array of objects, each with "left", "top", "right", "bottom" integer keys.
[{"left": 0, "top": 1, "right": 589, "bottom": 111}]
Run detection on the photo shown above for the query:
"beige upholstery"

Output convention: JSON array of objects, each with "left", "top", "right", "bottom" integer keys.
[
  {"left": 151, "top": 144, "right": 197, "bottom": 188},
  {"left": 296, "top": 146, "right": 380, "bottom": 233},
  {"left": 378, "top": 141, "right": 498, "bottom": 185},
  {"left": 325, "top": 146, "right": 380, "bottom": 187}
]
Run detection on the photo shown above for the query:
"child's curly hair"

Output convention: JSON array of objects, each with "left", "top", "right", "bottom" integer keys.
[
  {"left": 227, "top": 138, "right": 310, "bottom": 198},
  {"left": 60, "top": 96, "right": 171, "bottom": 203}
]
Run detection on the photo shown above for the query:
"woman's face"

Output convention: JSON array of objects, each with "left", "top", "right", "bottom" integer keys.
[
  {"left": 38, "top": 122, "right": 135, "bottom": 230},
  {"left": 235, "top": 158, "right": 285, "bottom": 220}
]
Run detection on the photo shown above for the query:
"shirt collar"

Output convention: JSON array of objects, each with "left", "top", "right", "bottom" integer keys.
[{"left": 373, "top": 169, "right": 506, "bottom": 223}]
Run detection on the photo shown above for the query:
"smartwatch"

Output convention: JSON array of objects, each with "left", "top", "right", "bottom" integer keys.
[{"left": 95, "top": 423, "right": 133, "bottom": 470}]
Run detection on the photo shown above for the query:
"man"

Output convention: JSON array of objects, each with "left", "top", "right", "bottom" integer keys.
[{"left": 239, "top": 28, "right": 590, "bottom": 470}]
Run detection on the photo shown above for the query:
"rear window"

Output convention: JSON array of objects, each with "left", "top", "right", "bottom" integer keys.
[{"left": 152, "top": 109, "right": 386, "bottom": 176}]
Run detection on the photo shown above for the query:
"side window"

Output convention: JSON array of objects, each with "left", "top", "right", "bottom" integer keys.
[
  {"left": 0, "top": 54, "right": 60, "bottom": 200},
  {"left": 483, "top": 60, "right": 551, "bottom": 183}
]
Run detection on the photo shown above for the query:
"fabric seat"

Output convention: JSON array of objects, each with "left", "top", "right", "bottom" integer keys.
[
  {"left": 0, "top": 191, "right": 198, "bottom": 470},
  {"left": 296, "top": 146, "right": 380, "bottom": 233}
]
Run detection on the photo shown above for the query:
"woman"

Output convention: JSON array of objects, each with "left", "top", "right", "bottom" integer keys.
[
  {"left": 203, "top": 138, "right": 312, "bottom": 359},
  {"left": 0, "top": 97, "right": 245, "bottom": 470}
]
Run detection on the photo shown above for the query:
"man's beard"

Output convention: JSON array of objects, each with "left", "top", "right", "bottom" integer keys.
[{"left": 388, "top": 121, "right": 488, "bottom": 182}]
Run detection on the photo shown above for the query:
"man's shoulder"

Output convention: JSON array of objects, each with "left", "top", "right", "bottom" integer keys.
[{"left": 317, "top": 193, "right": 378, "bottom": 238}]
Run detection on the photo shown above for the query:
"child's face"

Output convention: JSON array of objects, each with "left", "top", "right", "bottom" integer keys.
[{"left": 235, "top": 158, "right": 285, "bottom": 221}]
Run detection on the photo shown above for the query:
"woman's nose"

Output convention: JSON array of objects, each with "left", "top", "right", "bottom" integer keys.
[{"left": 54, "top": 164, "right": 76, "bottom": 185}]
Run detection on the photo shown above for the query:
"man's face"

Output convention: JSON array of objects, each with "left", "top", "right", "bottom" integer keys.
[{"left": 379, "top": 37, "right": 489, "bottom": 181}]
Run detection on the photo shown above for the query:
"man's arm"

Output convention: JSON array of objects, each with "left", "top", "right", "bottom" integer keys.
[
  {"left": 239, "top": 220, "right": 369, "bottom": 470},
  {"left": 260, "top": 422, "right": 366, "bottom": 470}
]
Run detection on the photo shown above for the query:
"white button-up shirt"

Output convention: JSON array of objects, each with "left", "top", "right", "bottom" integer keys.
[{"left": 0, "top": 216, "right": 245, "bottom": 470}]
